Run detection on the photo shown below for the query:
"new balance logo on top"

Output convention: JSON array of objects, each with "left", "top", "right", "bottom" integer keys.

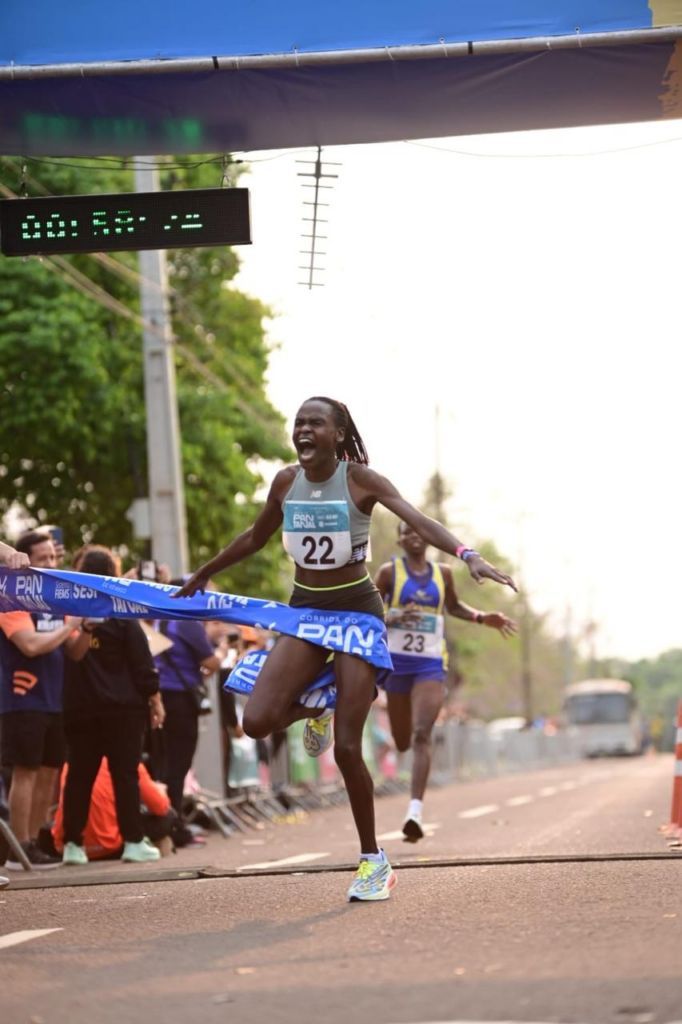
[{"left": 311, "top": 490, "right": 322, "bottom": 498}]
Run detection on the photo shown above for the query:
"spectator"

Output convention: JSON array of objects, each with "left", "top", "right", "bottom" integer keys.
[
  {"left": 52, "top": 758, "right": 175, "bottom": 859},
  {"left": 155, "top": 583, "right": 225, "bottom": 847},
  {"left": 0, "top": 530, "right": 81, "bottom": 869},
  {"left": 60, "top": 545, "right": 163, "bottom": 866}
]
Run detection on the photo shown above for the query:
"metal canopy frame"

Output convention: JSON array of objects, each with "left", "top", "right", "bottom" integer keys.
[{"left": 1, "top": 24, "right": 681, "bottom": 80}]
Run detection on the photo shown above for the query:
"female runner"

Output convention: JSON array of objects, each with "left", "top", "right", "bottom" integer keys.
[
  {"left": 374, "top": 521, "right": 516, "bottom": 843},
  {"left": 175, "top": 397, "right": 516, "bottom": 901}
]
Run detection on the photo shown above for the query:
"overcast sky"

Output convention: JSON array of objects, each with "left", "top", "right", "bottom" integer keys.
[{"left": 234, "top": 119, "right": 682, "bottom": 663}]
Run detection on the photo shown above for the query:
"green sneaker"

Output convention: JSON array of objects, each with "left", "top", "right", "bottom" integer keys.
[
  {"left": 122, "top": 838, "right": 161, "bottom": 863},
  {"left": 62, "top": 842, "right": 89, "bottom": 866},
  {"left": 303, "top": 711, "right": 334, "bottom": 757}
]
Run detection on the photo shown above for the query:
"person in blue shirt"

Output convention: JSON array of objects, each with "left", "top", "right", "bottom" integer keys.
[{"left": 374, "top": 521, "right": 516, "bottom": 841}]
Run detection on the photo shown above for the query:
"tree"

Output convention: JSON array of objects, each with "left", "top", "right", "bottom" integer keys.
[{"left": 0, "top": 155, "right": 292, "bottom": 597}]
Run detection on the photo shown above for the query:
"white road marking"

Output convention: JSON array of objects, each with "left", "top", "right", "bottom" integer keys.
[
  {"left": 538, "top": 786, "right": 558, "bottom": 796},
  {"left": 377, "top": 824, "right": 441, "bottom": 841},
  {"left": 458, "top": 804, "right": 500, "bottom": 819},
  {"left": 505, "top": 795, "right": 534, "bottom": 807},
  {"left": 238, "top": 852, "right": 330, "bottom": 871},
  {"left": 387, "top": 1020, "right": 597, "bottom": 1024},
  {"left": 0, "top": 928, "right": 63, "bottom": 950}
]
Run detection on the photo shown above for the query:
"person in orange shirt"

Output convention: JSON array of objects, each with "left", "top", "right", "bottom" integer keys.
[
  {"left": 0, "top": 530, "right": 82, "bottom": 869},
  {"left": 53, "top": 759, "right": 175, "bottom": 859}
]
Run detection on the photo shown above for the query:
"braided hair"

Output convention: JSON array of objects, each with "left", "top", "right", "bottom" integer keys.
[{"left": 307, "top": 396, "right": 370, "bottom": 465}]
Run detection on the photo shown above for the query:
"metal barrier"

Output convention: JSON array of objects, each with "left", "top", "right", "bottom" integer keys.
[
  {"left": 430, "top": 720, "right": 583, "bottom": 784},
  {"left": 191, "top": 699, "right": 583, "bottom": 837}
]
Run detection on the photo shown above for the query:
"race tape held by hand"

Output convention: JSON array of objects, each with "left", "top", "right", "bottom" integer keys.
[{"left": 0, "top": 568, "right": 393, "bottom": 680}]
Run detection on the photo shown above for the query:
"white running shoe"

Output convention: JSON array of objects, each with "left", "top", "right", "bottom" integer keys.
[
  {"left": 402, "top": 814, "right": 424, "bottom": 843},
  {"left": 347, "top": 852, "right": 397, "bottom": 902},
  {"left": 303, "top": 711, "right": 334, "bottom": 757}
]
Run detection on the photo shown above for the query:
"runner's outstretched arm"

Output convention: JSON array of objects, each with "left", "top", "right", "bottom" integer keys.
[
  {"left": 441, "top": 565, "right": 517, "bottom": 637},
  {"left": 173, "top": 470, "right": 292, "bottom": 598},
  {"left": 353, "top": 467, "right": 517, "bottom": 592}
]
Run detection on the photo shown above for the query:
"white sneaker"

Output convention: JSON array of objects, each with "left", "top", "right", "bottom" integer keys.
[
  {"left": 303, "top": 711, "right": 334, "bottom": 757},
  {"left": 402, "top": 814, "right": 424, "bottom": 843}
]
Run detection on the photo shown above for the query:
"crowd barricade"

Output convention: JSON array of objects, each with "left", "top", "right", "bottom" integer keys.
[
  {"left": 191, "top": 690, "right": 583, "bottom": 835},
  {"left": 660, "top": 700, "right": 682, "bottom": 847}
]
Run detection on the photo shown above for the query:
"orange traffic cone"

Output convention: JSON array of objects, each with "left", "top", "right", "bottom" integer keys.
[{"left": 662, "top": 701, "right": 682, "bottom": 841}]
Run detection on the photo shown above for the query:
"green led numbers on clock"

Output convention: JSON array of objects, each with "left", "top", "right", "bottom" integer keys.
[{"left": 1, "top": 188, "right": 251, "bottom": 256}]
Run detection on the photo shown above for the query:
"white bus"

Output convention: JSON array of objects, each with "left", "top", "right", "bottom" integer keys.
[{"left": 563, "top": 679, "right": 643, "bottom": 757}]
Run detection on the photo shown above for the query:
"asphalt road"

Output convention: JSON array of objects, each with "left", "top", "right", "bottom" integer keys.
[{"left": 2, "top": 755, "right": 681, "bottom": 1024}]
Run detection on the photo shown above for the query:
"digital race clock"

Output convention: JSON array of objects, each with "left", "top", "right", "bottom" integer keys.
[{"left": 0, "top": 187, "right": 251, "bottom": 256}]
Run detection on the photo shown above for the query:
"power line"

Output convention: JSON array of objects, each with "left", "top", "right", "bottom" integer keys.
[
  {"left": 36, "top": 251, "right": 276, "bottom": 428},
  {"left": 0, "top": 173, "right": 282, "bottom": 428},
  {"left": 404, "top": 133, "right": 682, "bottom": 160},
  {"left": 22, "top": 155, "right": 235, "bottom": 172}
]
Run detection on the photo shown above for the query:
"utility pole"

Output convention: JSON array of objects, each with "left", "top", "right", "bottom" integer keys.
[
  {"left": 433, "top": 404, "right": 444, "bottom": 523},
  {"left": 133, "top": 157, "right": 188, "bottom": 576},
  {"left": 519, "top": 586, "right": 533, "bottom": 724},
  {"left": 562, "top": 601, "right": 574, "bottom": 690},
  {"left": 517, "top": 513, "right": 533, "bottom": 724}
]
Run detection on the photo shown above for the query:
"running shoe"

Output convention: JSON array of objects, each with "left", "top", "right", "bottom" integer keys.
[
  {"left": 62, "top": 842, "right": 89, "bottom": 866},
  {"left": 122, "top": 838, "right": 161, "bottom": 863},
  {"left": 303, "top": 710, "right": 334, "bottom": 757},
  {"left": 402, "top": 814, "right": 424, "bottom": 843},
  {"left": 0, "top": 875, "right": 8, "bottom": 890},
  {"left": 347, "top": 853, "right": 397, "bottom": 902},
  {"left": 5, "top": 839, "right": 61, "bottom": 871}
]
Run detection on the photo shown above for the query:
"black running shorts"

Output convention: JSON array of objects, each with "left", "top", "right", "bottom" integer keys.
[{"left": 0, "top": 711, "right": 66, "bottom": 770}]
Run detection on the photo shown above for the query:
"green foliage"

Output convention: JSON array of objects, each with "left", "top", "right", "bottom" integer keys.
[{"left": 0, "top": 155, "right": 292, "bottom": 598}]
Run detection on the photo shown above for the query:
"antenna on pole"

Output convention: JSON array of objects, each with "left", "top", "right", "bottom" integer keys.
[{"left": 296, "top": 146, "right": 340, "bottom": 288}]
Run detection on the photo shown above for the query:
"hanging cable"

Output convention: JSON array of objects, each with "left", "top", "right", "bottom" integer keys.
[{"left": 0, "top": 172, "right": 285, "bottom": 431}]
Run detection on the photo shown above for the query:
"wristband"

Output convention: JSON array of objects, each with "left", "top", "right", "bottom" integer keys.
[
  {"left": 474, "top": 612, "right": 485, "bottom": 624},
  {"left": 455, "top": 545, "right": 467, "bottom": 559},
  {"left": 462, "top": 549, "right": 480, "bottom": 563}
]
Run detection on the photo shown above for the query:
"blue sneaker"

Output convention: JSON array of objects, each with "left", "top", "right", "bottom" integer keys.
[
  {"left": 347, "top": 852, "right": 397, "bottom": 902},
  {"left": 303, "top": 711, "right": 334, "bottom": 757}
]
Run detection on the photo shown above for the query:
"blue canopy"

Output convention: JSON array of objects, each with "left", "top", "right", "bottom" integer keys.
[{"left": 1, "top": 2, "right": 681, "bottom": 154}]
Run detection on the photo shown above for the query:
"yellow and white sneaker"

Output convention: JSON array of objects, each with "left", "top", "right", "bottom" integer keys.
[
  {"left": 303, "top": 711, "right": 334, "bottom": 757},
  {"left": 347, "top": 852, "right": 397, "bottom": 902}
]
